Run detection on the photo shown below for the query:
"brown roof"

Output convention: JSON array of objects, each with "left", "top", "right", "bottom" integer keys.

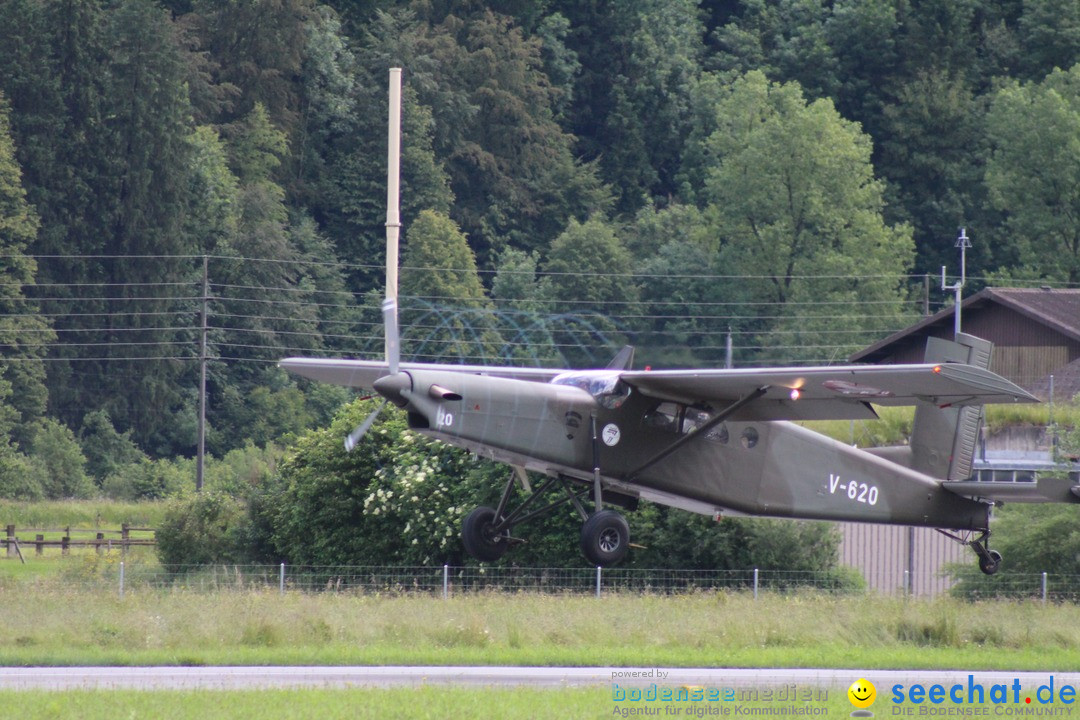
[
  {"left": 851, "top": 287, "right": 1080, "bottom": 363},
  {"left": 1026, "top": 356, "right": 1080, "bottom": 402}
]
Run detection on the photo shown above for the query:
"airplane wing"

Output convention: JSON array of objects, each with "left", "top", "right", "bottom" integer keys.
[
  {"left": 617, "top": 362, "right": 1039, "bottom": 422},
  {"left": 282, "top": 356, "right": 1038, "bottom": 423},
  {"left": 278, "top": 357, "right": 564, "bottom": 389}
]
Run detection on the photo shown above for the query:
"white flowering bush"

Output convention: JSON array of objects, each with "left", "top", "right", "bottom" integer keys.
[
  {"left": 265, "top": 396, "right": 507, "bottom": 566},
  {"left": 359, "top": 433, "right": 494, "bottom": 565}
]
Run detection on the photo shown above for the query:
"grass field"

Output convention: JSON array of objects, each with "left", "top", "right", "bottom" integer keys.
[
  {"left": 0, "top": 688, "right": 610, "bottom": 719},
  {"left": 2, "top": 679, "right": 1075, "bottom": 719},
  {"left": 4, "top": 501, "right": 1080, "bottom": 719},
  {"left": 2, "top": 575, "right": 1079, "bottom": 669}
]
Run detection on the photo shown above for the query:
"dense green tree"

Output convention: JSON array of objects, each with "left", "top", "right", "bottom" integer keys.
[
  {"left": 188, "top": 0, "right": 315, "bottom": 133},
  {"left": 489, "top": 247, "right": 560, "bottom": 366},
  {"left": 702, "top": 72, "right": 914, "bottom": 361},
  {"left": 372, "top": 8, "right": 608, "bottom": 264},
  {"left": 878, "top": 69, "right": 994, "bottom": 274},
  {"left": 1017, "top": 0, "right": 1079, "bottom": 80},
  {"left": 552, "top": 0, "right": 706, "bottom": 214},
  {"left": 984, "top": 64, "right": 1080, "bottom": 284},
  {"left": 210, "top": 104, "right": 356, "bottom": 453},
  {"left": 399, "top": 209, "right": 503, "bottom": 363},
  {"left": 186, "top": 124, "right": 241, "bottom": 255},
  {"left": 0, "top": 1, "right": 202, "bottom": 454},
  {"left": 79, "top": 409, "right": 148, "bottom": 484},
  {"left": 541, "top": 216, "right": 638, "bottom": 367},
  {"left": 312, "top": 9, "right": 453, "bottom": 288},
  {"left": 623, "top": 204, "right": 745, "bottom": 367},
  {"left": 635, "top": 509, "right": 844, "bottom": 575},
  {"left": 25, "top": 418, "right": 94, "bottom": 499},
  {"left": 712, "top": 0, "right": 839, "bottom": 101},
  {"left": 0, "top": 91, "right": 52, "bottom": 438},
  {"left": 824, "top": 0, "right": 901, "bottom": 147}
]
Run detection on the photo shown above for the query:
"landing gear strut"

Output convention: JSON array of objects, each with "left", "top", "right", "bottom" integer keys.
[
  {"left": 460, "top": 472, "right": 631, "bottom": 567},
  {"left": 936, "top": 528, "right": 1003, "bottom": 575},
  {"left": 971, "top": 532, "right": 1002, "bottom": 576}
]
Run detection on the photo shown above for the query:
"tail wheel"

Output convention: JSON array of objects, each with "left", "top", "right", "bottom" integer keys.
[
  {"left": 461, "top": 506, "right": 509, "bottom": 562},
  {"left": 978, "top": 549, "right": 1002, "bottom": 576},
  {"left": 581, "top": 510, "right": 630, "bottom": 567}
]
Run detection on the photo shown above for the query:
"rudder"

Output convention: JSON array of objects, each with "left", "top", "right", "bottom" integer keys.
[{"left": 909, "top": 333, "right": 992, "bottom": 481}]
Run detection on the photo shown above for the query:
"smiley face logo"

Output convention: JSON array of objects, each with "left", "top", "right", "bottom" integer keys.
[{"left": 848, "top": 678, "right": 877, "bottom": 711}]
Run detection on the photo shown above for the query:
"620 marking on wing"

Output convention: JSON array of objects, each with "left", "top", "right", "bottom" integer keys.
[{"left": 829, "top": 473, "right": 879, "bottom": 505}]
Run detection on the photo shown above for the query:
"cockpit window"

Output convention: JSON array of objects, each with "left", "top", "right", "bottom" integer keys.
[
  {"left": 643, "top": 402, "right": 719, "bottom": 436},
  {"left": 550, "top": 371, "right": 632, "bottom": 409}
]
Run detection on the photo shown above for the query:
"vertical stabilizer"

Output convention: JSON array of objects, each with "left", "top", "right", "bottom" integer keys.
[{"left": 909, "top": 333, "right": 992, "bottom": 480}]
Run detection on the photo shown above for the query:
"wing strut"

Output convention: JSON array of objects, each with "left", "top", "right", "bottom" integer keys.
[{"left": 627, "top": 386, "right": 770, "bottom": 481}]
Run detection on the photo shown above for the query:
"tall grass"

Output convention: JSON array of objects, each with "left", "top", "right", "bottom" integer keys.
[
  {"left": 0, "top": 500, "right": 167, "bottom": 528},
  {"left": 1, "top": 586, "right": 1078, "bottom": 669}
]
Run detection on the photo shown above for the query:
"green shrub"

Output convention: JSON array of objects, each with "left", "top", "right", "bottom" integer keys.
[
  {"left": 0, "top": 446, "right": 45, "bottom": 500},
  {"left": 26, "top": 418, "right": 94, "bottom": 499},
  {"left": 156, "top": 491, "right": 251, "bottom": 568},
  {"left": 79, "top": 410, "right": 147, "bottom": 483},
  {"left": 103, "top": 458, "right": 188, "bottom": 501}
]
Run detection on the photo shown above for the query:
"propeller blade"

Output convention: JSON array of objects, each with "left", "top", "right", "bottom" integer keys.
[
  {"left": 383, "top": 298, "right": 400, "bottom": 376},
  {"left": 345, "top": 399, "right": 388, "bottom": 452}
]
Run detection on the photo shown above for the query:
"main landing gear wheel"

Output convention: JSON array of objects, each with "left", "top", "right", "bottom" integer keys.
[
  {"left": 461, "top": 506, "right": 509, "bottom": 562},
  {"left": 581, "top": 510, "right": 630, "bottom": 567}
]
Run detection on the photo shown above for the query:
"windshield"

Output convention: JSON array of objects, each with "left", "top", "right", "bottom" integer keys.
[{"left": 550, "top": 371, "right": 631, "bottom": 409}]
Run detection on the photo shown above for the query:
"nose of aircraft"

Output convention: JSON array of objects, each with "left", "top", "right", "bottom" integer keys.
[{"left": 373, "top": 371, "right": 412, "bottom": 407}]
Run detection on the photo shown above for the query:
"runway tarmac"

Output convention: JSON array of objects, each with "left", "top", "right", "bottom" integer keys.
[{"left": 1, "top": 666, "right": 1075, "bottom": 691}]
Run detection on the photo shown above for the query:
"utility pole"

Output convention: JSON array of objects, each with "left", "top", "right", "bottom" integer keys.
[
  {"left": 941, "top": 227, "right": 971, "bottom": 337},
  {"left": 196, "top": 255, "right": 208, "bottom": 492}
]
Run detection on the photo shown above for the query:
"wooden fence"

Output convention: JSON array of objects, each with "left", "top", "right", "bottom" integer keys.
[{"left": 2, "top": 524, "right": 155, "bottom": 562}]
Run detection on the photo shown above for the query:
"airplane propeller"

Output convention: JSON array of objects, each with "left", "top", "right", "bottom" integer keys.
[
  {"left": 345, "top": 399, "right": 388, "bottom": 452},
  {"left": 344, "top": 298, "right": 402, "bottom": 452}
]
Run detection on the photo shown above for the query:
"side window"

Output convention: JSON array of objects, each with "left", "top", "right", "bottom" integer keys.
[
  {"left": 644, "top": 403, "right": 722, "bottom": 437},
  {"left": 681, "top": 407, "right": 711, "bottom": 433},
  {"left": 643, "top": 402, "right": 680, "bottom": 432}
]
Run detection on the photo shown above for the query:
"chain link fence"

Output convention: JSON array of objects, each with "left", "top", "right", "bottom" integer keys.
[{"left": 39, "top": 562, "right": 1080, "bottom": 601}]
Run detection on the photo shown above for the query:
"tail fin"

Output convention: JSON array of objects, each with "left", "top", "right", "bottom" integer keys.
[{"left": 909, "top": 332, "right": 992, "bottom": 481}]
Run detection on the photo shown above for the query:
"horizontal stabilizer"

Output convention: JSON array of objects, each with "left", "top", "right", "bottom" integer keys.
[{"left": 943, "top": 476, "right": 1080, "bottom": 504}]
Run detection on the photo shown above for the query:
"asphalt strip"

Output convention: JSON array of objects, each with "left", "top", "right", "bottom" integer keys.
[{"left": 0, "top": 667, "right": 1076, "bottom": 691}]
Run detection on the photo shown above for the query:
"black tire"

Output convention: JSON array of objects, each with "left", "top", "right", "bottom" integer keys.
[
  {"left": 461, "top": 506, "right": 509, "bottom": 562},
  {"left": 978, "top": 549, "right": 1002, "bottom": 576},
  {"left": 580, "top": 510, "right": 630, "bottom": 567}
]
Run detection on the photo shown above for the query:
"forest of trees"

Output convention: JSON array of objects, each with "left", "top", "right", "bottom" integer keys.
[{"left": 0, "top": 0, "right": 1077, "bottom": 565}]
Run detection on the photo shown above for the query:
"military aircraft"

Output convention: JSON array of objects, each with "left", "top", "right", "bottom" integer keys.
[
  {"left": 281, "top": 69, "right": 1065, "bottom": 575},
  {"left": 280, "top": 301, "right": 1064, "bottom": 575}
]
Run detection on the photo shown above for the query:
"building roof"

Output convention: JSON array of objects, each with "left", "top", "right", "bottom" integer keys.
[
  {"left": 1026, "top": 356, "right": 1080, "bottom": 403},
  {"left": 851, "top": 287, "right": 1080, "bottom": 363}
]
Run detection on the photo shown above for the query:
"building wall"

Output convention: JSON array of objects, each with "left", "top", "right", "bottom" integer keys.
[
  {"left": 862, "top": 304, "right": 1080, "bottom": 389},
  {"left": 838, "top": 522, "right": 970, "bottom": 597}
]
